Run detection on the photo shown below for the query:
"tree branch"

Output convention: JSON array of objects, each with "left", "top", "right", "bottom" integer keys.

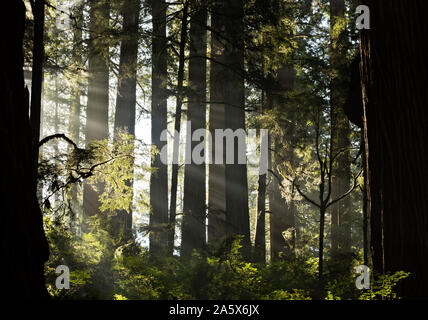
[
  {"left": 326, "top": 168, "right": 363, "bottom": 209},
  {"left": 294, "top": 182, "right": 321, "bottom": 209},
  {"left": 38, "top": 133, "right": 77, "bottom": 149}
]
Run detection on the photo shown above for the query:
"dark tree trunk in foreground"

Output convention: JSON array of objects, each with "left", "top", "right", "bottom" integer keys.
[
  {"left": 344, "top": 55, "right": 367, "bottom": 263},
  {"left": 112, "top": 0, "right": 140, "bottom": 242},
  {"left": 30, "top": 0, "right": 45, "bottom": 174},
  {"left": 149, "top": 0, "right": 169, "bottom": 253},
  {"left": 330, "top": 0, "right": 352, "bottom": 255},
  {"left": 360, "top": 0, "right": 428, "bottom": 299},
  {"left": 83, "top": 0, "right": 110, "bottom": 222},
  {"left": 181, "top": 2, "right": 207, "bottom": 259},
  {"left": 0, "top": 0, "right": 49, "bottom": 298}
]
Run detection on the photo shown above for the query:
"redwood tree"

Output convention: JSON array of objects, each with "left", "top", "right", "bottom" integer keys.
[
  {"left": 149, "top": 0, "right": 169, "bottom": 253},
  {"left": 330, "top": 0, "right": 352, "bottom": 255},
  {"left": 181, "top": 1, "right": 208, "bottom": 259},
  {"left": 207, "top": 0, "right": 250, "bottom": 257},
  {"left": 83, "top": 0, "right": 110, "bottom": 222},
  {"left": 0, "top": 0, "right": 49, "bottom": 298},
  {"left": 208, "top": 0, "right": 227, "bottom": 243},
  {"left": 223, "top": 0, "right": 250, "bottom": 258},
  {"left": 112, "top": 0, "right": 140, "bottom": 242},
  {"left": 360, "top": 0, "right": 428, "bottom": 299}
]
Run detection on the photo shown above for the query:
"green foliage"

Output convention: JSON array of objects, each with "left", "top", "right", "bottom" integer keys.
[
  {"left": 44, "top": 220, "right": 407, "bottom": 300},
  {"left": 36, "top": 0, "right": 407, "bottom": 302},
  {"left": 324, "top": 271, "right": 411, "bottom": 301},
  {"left": 263, "top": 289, "right": 311, "bottom": 300},
  {"left": 86, "top": 133, "right": 136, "bottom": 215},
  {"left": 323, "top": 255, "right": 410, "bottom": 300},
  {"left": 358, "top": 271, "right": 411, "bottom": 300}
]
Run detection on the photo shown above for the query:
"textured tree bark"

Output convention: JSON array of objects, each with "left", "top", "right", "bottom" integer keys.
[
  {"left": 360, "top": 0, "right": 428, "bottom": 299},
  {"left": 0, "top": 0, "right": 49, "bottom": 298},
  {"left": 112, "top": 0, "right": 140, "bottom": 242},
  {"left": 330, "top": 0, "right": 352, "bottom": 255},
  {"left": 181, "top": 1, "right": 207, "bottom": 259},
  {"left": 149, "top": 0, "right": 169, "bottom": 253},
  {"left": 83, "top": 0, "right": 110, "bottom": 223},
  {"left": 343, "top": 55, "right": 363, "bottom": 128},
  {"left": 208, "top": 0, "right": 227, "bottom": 243},
  {"left": 223, "top": 0, "right": 251, "bottom": 258}
]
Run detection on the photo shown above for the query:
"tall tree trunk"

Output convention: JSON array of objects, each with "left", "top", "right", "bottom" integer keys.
[
  {"left": 223, "top": 0, "right": 250, "bottom": 257},
  {"left": 255, "top": 129, "right": 267, "bottom": 263},
  {"left": 83, "top": 0, "right": 110, "bottom": 223},
  {"left": 269, "top": 140, "right": 294, "bottom": 260},
  {"left": 360, "top": 0, "right": 428, "bottom": 299},
  {"left": 330, "top": 0, "right": 352, "bottom": 255},
  {"left": 268, "top": 141, "right": 287, "bottom": 261},
  {"left": 319, "top": 204, "right": 327, "bottom": 278},
  {"left": 268, "top": 65, "right": 296, "bottom": 261},
  {"left": 208, "top": 0, "right": 251, "bottom": 258},
  {"left": 30, "top": 0, "right": 45, "bottom": 175},
  {"left": 255, "top": 1, "right": 296, "bottom": 261},
  {"left": 67, "top": 5, "right": 83, "bottom": 231},
  {"left": 112, "top": 0, "right": 140, "bottom": 242},
  {"left": 0, "top": 0, "right": 49, "bottom": 298},
  {"left": 68, "top": 9, "right": 83, "bottom": 148},
  {"left": 53, "top": 76, "right": 60, "bottom": 210},
  {"left": 208, "top": 1, "right": 227, "bottom": 243},
  {"left": 181, "top": 1, "right": 207, "bottom": 259},
  {"left": 168, "top": 2, "right": 189, "bottom": 255},
  {"left": 149, "top": 0, "right": 169, "bottom": 253},
  {"left": 362, "top": 136, "right": 369, "bottom": 266}
]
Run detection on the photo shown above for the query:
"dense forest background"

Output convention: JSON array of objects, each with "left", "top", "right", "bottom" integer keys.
[{"left": 2, "top": 0, "right": 428, "bottom": 300}]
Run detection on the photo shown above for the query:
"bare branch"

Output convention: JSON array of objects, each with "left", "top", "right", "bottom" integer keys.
[
  {"left": 294, "top": 182, "right": 321, "bottom": 209},
  {"left": 326, "top": 168, "right": 363, "bottom": 209}
]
